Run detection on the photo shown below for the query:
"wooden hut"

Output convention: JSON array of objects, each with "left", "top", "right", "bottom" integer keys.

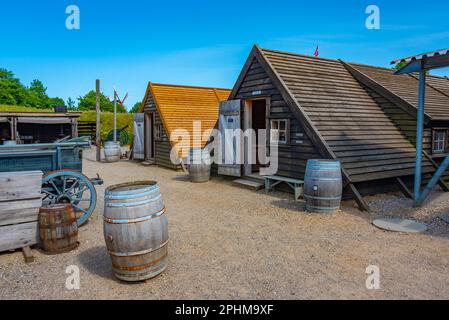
[
  {"left": 218, "top": 45, "right": 449, "bottom": 210},
  {"left": 140, "top": 83, "right": 231, "bottom": 169}
]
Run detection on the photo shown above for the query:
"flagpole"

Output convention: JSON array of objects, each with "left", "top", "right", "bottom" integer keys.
[{"left": 113, "top": 89, "right": 117, "bottom": 143}]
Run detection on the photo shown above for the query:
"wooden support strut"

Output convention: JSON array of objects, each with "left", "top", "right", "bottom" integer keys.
[
  {"left": 423, "top": 151, "right": 449, "bottom": 192},
  {"left": 252, "top": 46, "right": 370, "bottom": 212},
  {"left": 396, "top": 177, "right": 414, "bottom": 199},
  {"left": 22, "top": 246, "right": 34, "bottom": 264}
]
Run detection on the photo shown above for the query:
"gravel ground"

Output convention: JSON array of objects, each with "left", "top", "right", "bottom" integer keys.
[{"left": 1, "top": 148, "right": 449, "bottom": 300}]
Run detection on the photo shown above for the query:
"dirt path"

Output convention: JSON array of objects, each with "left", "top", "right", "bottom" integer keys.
[{"left": 1, "top": 148, "right": 449, "bottom": 299}]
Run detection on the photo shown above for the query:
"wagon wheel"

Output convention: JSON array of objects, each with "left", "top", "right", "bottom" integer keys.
[{"left": 42, "top": 170, "right": 97, "bottom": 227}]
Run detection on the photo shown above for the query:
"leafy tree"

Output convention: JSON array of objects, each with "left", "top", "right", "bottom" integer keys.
[
  {"left": 130, "top": 102, "right": 142, "bottom": 113},
  {"left": 48, "top": 97, "right": 65, "bottom": 107},
  {"left": 0, "top": 68, "right": 14, "bottom": 79},
  {"left": 28, "top": 79, "right": 49, "bottom": 108},
  {"left": 77, "top": 90, "right": 119, "bottom": 112},
  {"left": 77, "top": 90, "right": 127, "bottom": 113},
  {"left": 394, "top": 61, "right": 409, "bottom": 71},
  {"left": 67, "top": 97, "right": 76, "bottom": 110}
]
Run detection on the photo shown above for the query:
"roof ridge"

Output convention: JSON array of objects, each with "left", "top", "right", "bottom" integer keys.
[
  {"left": 259, "top": 47, "right": 398, "bottom": 72},
  {"left": 151, "top": 82, "right": 231, "bottom": 92}
]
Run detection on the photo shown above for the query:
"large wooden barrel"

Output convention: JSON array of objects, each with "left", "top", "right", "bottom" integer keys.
[
  {"left": 39, "top": 204, "right": 79, "bottom": 254},
  {"left": 304, "top": 160, "right": 343, "bottom": 214},
  {"left": 104, "top": 141, "right": 121, "bottom": 162},
  {"left": 103, "top": 181, "right": 168, "bottom": 282},
  {"left": 188, "top": 148, "right": 211, "bottom": 183}
]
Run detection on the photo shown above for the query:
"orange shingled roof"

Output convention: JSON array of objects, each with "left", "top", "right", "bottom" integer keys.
[{"left": 142, "top": 83, "right": 231, "bottom": 148}]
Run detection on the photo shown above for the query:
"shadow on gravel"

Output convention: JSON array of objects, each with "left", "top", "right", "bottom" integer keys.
[
  {"left": 78, "top": 246, "right": 114, "bottom": 280},
  {"left": 171, "top": 174, "right": 190, "bottom": 182}
]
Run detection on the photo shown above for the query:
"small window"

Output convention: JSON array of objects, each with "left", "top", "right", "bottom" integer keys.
[
  {"left": 270, "top": 119, "right": 289, "bottom": 144},
  {"left": 433, "top": 130, "right": 446, "bottom": 153},
  {"left": 154, "top": 123, "right": 163, "bottom": 140}
]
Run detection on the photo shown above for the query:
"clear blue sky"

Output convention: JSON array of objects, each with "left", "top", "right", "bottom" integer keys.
[{"left": 1, "top": 0, "right": 449, "bottom": 109}]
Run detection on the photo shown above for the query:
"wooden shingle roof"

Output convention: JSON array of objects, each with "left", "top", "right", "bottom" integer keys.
[
  {"left": 425, "top": 75, "right": 449, "bottom": 97},
  {"left": 254, "top": 47, "right": 434, "bottom": 183},
  {"left": 146, "top": 83, "right": 231, "bottom": 147},
  {"left": 347, "top": 63, "right": 449, "bottom": 121}
]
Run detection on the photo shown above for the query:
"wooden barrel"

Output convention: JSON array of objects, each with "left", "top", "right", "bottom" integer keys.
[
  {"left": 3, "top": 140, "right": 17, "bottom": 146},
  {"left": 103, "top": 181, "right": 168, "bottom": 282},
  {"left": 39, "top": 204, "right": 79, "bottom": 254},
  {"left": 188, "top": 148, "right": 211, "bottom": 183},
  {"left": 104, "top": 141, "right": 121, "bottom": 162},
  {"left": 304, "top": 160, "right": 343, "bottom": 214}
]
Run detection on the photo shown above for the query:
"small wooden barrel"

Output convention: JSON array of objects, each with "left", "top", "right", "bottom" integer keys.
[
  {"left": 304, "top": 160, "right": 343, "bottom": 214},
  {"left": 188, "top": 148, "right": 211, "bottom": 183},
  {"left": 104, "top": 141, "right": 121, "bottom": 162},
  {"left": 39, "top": 204, "right": 79, "bottom": 254},
  {"left": 104, "top": 181, "right": 168, "bottom": 282}
]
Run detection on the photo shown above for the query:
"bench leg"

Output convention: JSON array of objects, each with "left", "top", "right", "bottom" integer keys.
[
  {"left": 294, "top": 185, "right": 303, "bottom": 201},
  {"left": 265, "top": 180, "right": 270, "bottom": 193}
]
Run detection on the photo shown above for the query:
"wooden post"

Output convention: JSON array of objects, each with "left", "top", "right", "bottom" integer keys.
[
  {"left": 96, "top": 80, "right": 101, "bottom": 162},
  {"left": 113, "top": 90, "right": 117, "bottom": 142}
]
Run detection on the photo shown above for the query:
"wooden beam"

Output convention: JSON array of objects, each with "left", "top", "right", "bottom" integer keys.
[
  {"left": 95, "top": 79, "right": 101, "bottom": 162},
  {"left": 396, "top": 177, "right": 414, "bottom": 199},
  {"left": 22, "top": 246, "right": 34, "bottom": 264},
  {"left": 348, "top": 183, "right": 371, "bottom": 212}
]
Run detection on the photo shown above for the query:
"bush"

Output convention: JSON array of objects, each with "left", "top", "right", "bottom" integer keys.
[{"left": 78, "top": 111, "right": 134, "bottom": 145}]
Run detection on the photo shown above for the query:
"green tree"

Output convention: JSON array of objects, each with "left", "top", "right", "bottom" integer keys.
[
  {"left": 78, "top": 90, "right": 122, "bottom": 112},
  {"left": 130, "top": 102, "right": 142, "bottom": 113},
  {"left": 0, "top": 68, "right": 14, "bottom": 79},
  {"left": 48, "top": 97, "right": 65, "bottom": 107},
  {"left": 0, "top": 70, "right": 29, "bottom": 106},
  {"left": 394, "top": 61, "right": 409, "bottom": 71},
  {"left": 67, "top": 97, "right": 76, "bottom": 110}
]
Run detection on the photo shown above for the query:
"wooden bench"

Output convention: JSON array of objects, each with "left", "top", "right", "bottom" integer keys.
[{"left": 264, "top": 175, "right": 304, "bottom": 201}]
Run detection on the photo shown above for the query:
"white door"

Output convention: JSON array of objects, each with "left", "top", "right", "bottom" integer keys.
[
  {"left": 218, "top": 100, "right": 241, "bottom": 177},
  {"left": 133, "top": 113, "right": 145, "bottom": 160}
]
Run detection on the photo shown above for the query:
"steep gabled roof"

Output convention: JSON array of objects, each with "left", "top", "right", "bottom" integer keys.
[
  {"left": 231, "top": 46, "right": 434, "bottom": 184},
  {"left": 142, "top": 83, "right": 231, "bottom": 147},
  {"left": 423, "top": 75, "right": 449, "bottom": 97},
  {"left": 346, "top": 63, "right": 449, "bottom": 121}
]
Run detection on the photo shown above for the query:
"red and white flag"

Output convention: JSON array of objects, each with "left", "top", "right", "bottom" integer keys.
[{"left": 314, "top": 46, "right": 319, "bottom": 57}]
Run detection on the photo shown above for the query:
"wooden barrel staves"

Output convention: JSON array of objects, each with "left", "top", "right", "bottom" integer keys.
[
  {"left": 188, "top": 148, "right": 211, "bottom": 183},
  {"left": 104, "top": 141, "right": 121, "bottom": 162},
  {"left": 304, "top": 160, "right": 343, "bottom": 214},
  {"left": 103, "top": 181, "right": 168, "bottom": 282},
  {"left": 39, "top": 204, "right": 79, "bottom": 254}
]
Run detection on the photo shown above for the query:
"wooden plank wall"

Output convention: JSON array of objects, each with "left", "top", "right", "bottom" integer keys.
[
  {"left": 0, "top": 171, "right": 42, "bottom": 252},
  {"left": 234, "top": 57, "right": 322, "bottom": 180},
  {"left": 143, "top": 93, "right": 179, "bottom": 170}
]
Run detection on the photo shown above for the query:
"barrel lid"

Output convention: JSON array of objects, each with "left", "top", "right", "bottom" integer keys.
[
  {"left": 40, "top": 203, "right": 73, "bottom": 211},
  {"left": 105, "top": 181, "right": 159, "bottom": 195},
  {"left": 373, "top": 218, "right": 427, "bottom": 234}
]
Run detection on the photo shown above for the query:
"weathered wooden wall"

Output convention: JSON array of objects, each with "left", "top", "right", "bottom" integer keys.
[
  {"left": 234, "top": 57, "right": 321, "bottom": 180},
  {"left": 0, "top": 171, "right": 42, "bottom": 252},
  {"left": 144, "top": 93, "right": 179, "bottom": 170}
]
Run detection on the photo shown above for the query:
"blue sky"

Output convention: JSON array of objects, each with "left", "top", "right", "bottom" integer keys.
[{"left": 1, "top": 0, "right": 449, "bottom": 109}]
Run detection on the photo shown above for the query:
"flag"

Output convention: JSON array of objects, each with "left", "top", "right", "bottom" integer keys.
[{"left": 314, "top": 46, "right": 319, "bottom": 57}]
